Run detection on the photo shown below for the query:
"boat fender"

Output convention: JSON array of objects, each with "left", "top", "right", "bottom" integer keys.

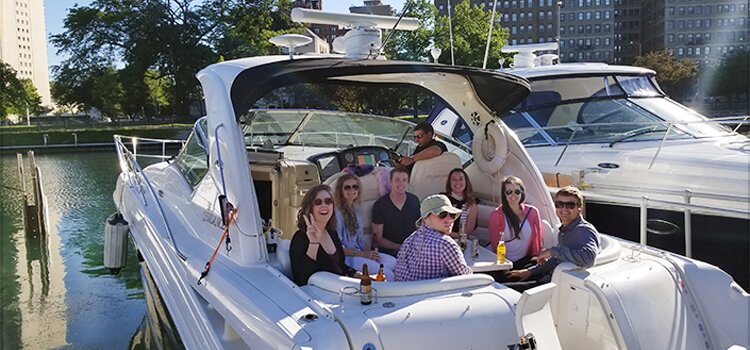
[
  {"left": 103, "top": 212, "right": 129, "bottom": 274},
  {"left": 472, "top": 120, "right": 508, "bottom": 174}
]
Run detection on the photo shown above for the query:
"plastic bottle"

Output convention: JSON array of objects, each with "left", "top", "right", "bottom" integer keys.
[
  {"left": 496, "top": 241, "right": 506, "bottom": 264},
  {"left": 375, "top": 264, "right": 386, "bottom": 282},
  {"left": 360, "top": 264, "right": 373, "bottom": 305}
]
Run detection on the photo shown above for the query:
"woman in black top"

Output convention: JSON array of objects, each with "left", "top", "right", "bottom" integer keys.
[
  {"left": 290, "top": 184, "right": 352, "bottom": 286},
  {"left": 443, "top": 168, "right": 479, "bottom": 239}
]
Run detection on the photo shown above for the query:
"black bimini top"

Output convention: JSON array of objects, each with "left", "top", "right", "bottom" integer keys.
[{"left": 230, "top": 58, "right": 531, "bottom": 117}]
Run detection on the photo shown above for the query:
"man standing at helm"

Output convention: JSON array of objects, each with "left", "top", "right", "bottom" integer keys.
[{"left": 398, "top": 122, "right": 447, "bottom": 172}]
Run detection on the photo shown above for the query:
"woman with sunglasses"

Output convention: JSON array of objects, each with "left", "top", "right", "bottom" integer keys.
[
  {"left": 333, "top": 174, "right": 396, "bottom": 281},
  {"left": 443, "top": 168, "right": 479, "bottom": 239},
  {"left": 488, "top": 176, "right": 542, "bottom": 268},
  {"left": 290, "top": 184, "right": 353, "bottom": 286}
]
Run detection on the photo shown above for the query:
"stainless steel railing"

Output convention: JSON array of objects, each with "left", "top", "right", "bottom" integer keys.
[{"left": 114, "top": 134, "right": 188, "bottom": 260}]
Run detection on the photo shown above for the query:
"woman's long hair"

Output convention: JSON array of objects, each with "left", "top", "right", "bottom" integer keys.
[
  {"left": 333, "top": 174, "right": 361, "bottom": 237},
  {"left": 296, "top": 184, "right": 337, "bottom": 234},
  {"left": 444, "top": 168, "right": 476, "bottom": 205},
  {"left": 500, "top": 175, "right": 527, "bottom": 239}
]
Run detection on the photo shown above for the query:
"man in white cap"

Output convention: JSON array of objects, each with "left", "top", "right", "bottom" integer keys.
[{"left": 394, "top": 194, "right": 473, "bottom": 281}]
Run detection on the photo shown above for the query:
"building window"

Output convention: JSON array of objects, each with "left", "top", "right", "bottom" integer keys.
[
  {"left": 595, "top": 24, "right": 601, "bottom": 32},
  {"left": 678, "top": 47, "right": 684, "bottom": 56},
  {"left": 585, "top": 12, "right": 591, "bottom": 20},
  {"left": 705, "top": 46, "right": 710, "bottom": 55},
  {"left": 668, "top": 34, "right": 674, "bottom": 42},
  {"left": 604, "top": 10, "right": 610, "bottom": 19},
  {"left": 604, "top": 37, "right": 610, "bottom": 45},
  {"left": 595, "top": 11, "right": 601, "bottom": 19}
]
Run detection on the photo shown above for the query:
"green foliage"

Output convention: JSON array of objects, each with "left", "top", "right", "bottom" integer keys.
[
  {"left": 0, "top": 61, "right": 42, "bottom": 119},
  {"left": 708, "top": 50, "right": 749, "bottom": 99},
  {"left": 434, "top": 0, "right": 510, "bottom": 68},
  {"left": 383, "top": 0, "right": 437, "bottom": 62},
  {"left": 633, "top": 50, "right": 698, "bottom": 99}
]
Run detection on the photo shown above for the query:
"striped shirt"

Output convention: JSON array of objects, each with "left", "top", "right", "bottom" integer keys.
[{"left": 394, "top": 225, "right": 472, "bottom": 281}]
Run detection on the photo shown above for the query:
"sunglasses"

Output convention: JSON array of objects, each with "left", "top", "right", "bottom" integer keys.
[
  {"left": 554, "top": 201, "right": 579, "bottom": 209},
  {"left": 413, "top": 134, "right": 425, "bottom": 140},
  {"left": 437, "top": 211, "right": 458, "bottom": 220},
  {"left": 505, "top": 189, "right": 523, "bottom": 196},
  {"left": 344, "top": 184, "right": 359, "bottom": 191},
  {"left": 313, "top": 197, "right": 334, "bottom": 206}
]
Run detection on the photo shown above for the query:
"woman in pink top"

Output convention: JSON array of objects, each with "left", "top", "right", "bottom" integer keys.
[{"left": 488, "top": 176, "right": 542, "bottom": 268}]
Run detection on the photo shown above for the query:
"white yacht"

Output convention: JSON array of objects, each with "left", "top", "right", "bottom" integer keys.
[
  {"left": 430, "top": 43, "right": 750, "bottom": 289},
  {"left": 109, "top": 10, "right": 748, "bottom": 350}
]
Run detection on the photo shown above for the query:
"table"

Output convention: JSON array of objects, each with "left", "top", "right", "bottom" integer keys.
[{"left": 463, "top": 241, "right": 513, "bottom": 272}]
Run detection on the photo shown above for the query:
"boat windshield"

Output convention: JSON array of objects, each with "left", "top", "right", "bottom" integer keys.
[
  {"left": 504, "top": 74, "right": 734, "bottom": 146},
  {"left": 238, "top": 82, "right": 473, "bottom": 164},
  {"left": 241, "top": 109, "right": 414, "bottom": 150}
]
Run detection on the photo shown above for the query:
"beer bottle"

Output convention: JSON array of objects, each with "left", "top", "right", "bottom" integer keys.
[
  {"left": 360, "top": 264, "right": 373, "bottom": 305},
  {"left": 375, "top": 264, "right": 386, "bottom": 282},
  {"left": 497, "top": 241, "right": 506, "bottom": 264}
]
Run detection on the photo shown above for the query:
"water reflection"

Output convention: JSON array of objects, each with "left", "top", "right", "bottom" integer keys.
[
  {"left": 129, "top": 262, "right": 184, "bottom": 350},
  {"left": 0, "top": 151, "right": 147, "bottom": 349}
]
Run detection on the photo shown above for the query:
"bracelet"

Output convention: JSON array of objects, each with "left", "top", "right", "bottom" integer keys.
[{"left": 309, "top": 241, "right": 320, "bottom": 245}]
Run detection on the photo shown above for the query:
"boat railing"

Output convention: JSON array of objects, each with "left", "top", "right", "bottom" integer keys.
[
  {"left": 572, "top": 183, "right": 749, "bottom": 258},
  {"left": 516, "top": 116, "right": 749, "bottom": 147},
  {"left": 114, "top": 134, "right": 188, "bottom": 260}
]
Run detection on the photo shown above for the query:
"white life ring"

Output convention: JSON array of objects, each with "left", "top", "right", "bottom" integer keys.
[{"left": 472, "top": 122, "right": 508, "bottom": 174}]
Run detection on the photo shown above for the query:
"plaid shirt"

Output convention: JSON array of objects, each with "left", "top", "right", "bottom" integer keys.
[{"left": 394, "top": 225, "right": 472, "bottom": 281}]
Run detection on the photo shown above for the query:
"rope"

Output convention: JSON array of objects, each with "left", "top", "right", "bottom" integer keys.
[{"left": 197, "top": 208, "right": 237, "bottom": 285}]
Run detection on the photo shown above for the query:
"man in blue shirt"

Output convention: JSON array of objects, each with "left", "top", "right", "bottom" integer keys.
[{"left": 507, "top": 186, "right": 600, "bottom": 282}]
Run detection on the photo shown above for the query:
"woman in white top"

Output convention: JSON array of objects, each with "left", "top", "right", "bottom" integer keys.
[
  {"left": 488, "top": 176, "right": 543, "bottom": 268},
  {"left": 333, "top": 173, "right": 396, "bottom": 280}
]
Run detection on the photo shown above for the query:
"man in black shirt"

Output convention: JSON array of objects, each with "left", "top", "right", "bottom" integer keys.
[
  {"left": 398, "top": 122, "right": 448, "bottom": 172},
  {"left": 371, "top": 167, "right": 421, "bottom": 257}
]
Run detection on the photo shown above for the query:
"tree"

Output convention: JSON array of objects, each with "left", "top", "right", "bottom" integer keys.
[
  {"left": 433, "top": 0, "right": 510, "bottom": 68},
  {"left": 707, "top": 50, "right": 749, "bottom": 102},
  {"left": 383, "top": 0, "right": 437, "bottom": 62},
  {"left": 0, "top": 61, "right": 41, "bottom": 119},
  {"left": 633, "top": 50, "right": 698, "bottom": 99}
]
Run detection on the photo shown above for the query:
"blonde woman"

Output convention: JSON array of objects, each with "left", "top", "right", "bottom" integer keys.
[{"left": 334, "top": 174, "right": 396, "bottom": 281}]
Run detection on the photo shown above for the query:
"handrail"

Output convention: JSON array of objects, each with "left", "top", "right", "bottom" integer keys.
[
  {"left": 580, "top": 189, "right": 749, "bottom": 259},
  {"left": 517, "top": 116, "right": 750, "bottom": 148},
  {"left": 583, "top": 182, "right": 750, "bottom": 207},
  {"left": 114, "top": 135, "right": 188, "bottom": 260}
]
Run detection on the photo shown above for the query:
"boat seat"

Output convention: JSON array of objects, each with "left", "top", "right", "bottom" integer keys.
[
  {"left": 594, "top": 235, "right": 621, "bottom": 266},
  {"left": 276, "top": 239, "right": 292, "bottom": 278},
  {"left": 409, "top": 152, "right": 462, "bottom": 201},
  {"left": 515, "top": 282, "right": 562, "bottom": 350},
  {"left": 541, "top": 219, "right": 557, "bottom": 249},
  {"left": 473, "top": 203, "right": 495, "bottom": 247}
]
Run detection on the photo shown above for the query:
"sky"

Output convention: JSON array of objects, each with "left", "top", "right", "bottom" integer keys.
[{"left": 44, "top": 0, "right": 407, "bottom": 69}]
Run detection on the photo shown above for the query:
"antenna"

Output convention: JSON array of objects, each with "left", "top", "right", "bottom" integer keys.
[
  {"left": 291, "top": 8, "right": 419, "bottom": 59},
  {"left": 269, "top": 34, "right": 313, "bottom": 59}
]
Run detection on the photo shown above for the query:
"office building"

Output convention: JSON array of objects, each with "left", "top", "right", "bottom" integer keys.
[{"left": 0, "top": 0, "right": 52, "bottom": 107}]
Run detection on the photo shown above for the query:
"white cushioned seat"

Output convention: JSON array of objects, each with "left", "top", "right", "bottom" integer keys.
[
  {"left": 409, "top": 152, "right": 462, "bottom": 201},
  {"left": 276, "top": 239, "right": 292, "bottom": 278}
]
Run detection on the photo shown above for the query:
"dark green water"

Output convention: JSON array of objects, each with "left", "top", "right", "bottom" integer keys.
[{"left": 1, "top": 151, "right": 146, "bottom": 349}]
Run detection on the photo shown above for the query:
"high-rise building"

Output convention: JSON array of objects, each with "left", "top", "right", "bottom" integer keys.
[
  {"left": 435, "top": 0, "right": 748, "bottom": 65},
  {"left": 643, "top": 1, "right": 748, "bottom": 66},
  {"left": 559, "top": 0, "right": 615, "bottom": 62},
  {"left": 0, "top": 0, "right": 52, "bottom": 107},
  {"left": 350, "top": 0, "right": 396, "bottom": 16}
]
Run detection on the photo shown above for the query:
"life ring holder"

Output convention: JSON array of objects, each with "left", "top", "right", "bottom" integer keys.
[{"left": 472, "top": 120, "right": 508, "bottom": 174}]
